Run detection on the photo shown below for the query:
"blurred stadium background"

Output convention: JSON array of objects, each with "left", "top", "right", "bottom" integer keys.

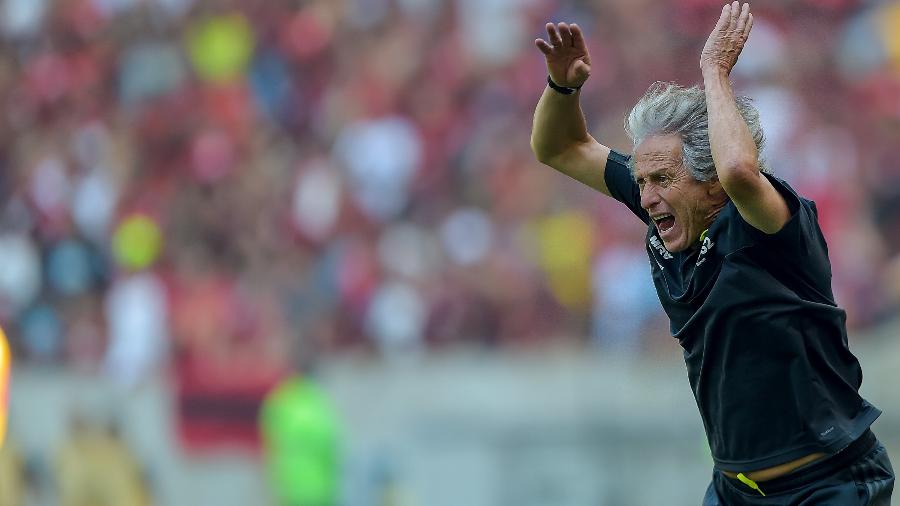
[{"left": 0, "top": 0, "right": 899, "bottom": 504}]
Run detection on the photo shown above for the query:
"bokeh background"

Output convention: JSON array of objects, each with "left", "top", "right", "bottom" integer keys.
[{"left": 0, "top": 0, "right": 899, "bottom": 504}]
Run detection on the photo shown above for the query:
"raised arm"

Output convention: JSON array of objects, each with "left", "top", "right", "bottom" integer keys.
[
  {"left": 531, "top": 22, "right": 613, "bottom": 196},
  {"left": 701, "top": 2, "right": 790, "bottom": 233}
]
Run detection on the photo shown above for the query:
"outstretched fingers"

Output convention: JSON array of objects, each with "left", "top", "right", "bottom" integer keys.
[
  {"left": 715, "top": 3, "right": 731, "bottom": 32},
  {"left": 535, "top": 38, "right": 553, "bottom": 55},
  {"left": 558, "top": 22, "right": 574, "bottom": 47},
  {"left": 539, "top": 21, "right": 583, "bottom": 52},
  {"left": 570, "top": 23, "right": 587, "bottom": 51},
  {"left": 729, "top": 1, "right": 740, "bottom": 27},
  {"left": 546, "top": 22, "right": 563, "bottom": 47},
  {"left": 735, "top": 3, "right": 751, "bottom": 36}
]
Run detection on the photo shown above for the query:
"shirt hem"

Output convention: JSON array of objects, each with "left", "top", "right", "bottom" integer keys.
[{"left": 711, "top": 405, "right": 882, "bottom": 472}]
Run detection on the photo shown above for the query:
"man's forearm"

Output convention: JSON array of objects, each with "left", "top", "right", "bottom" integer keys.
[
  {"left": 703, "top": 68, "right": 759, "bottom": 184},
  {"left": 530, "top": 86, "right": 592, "bottom": 163}
]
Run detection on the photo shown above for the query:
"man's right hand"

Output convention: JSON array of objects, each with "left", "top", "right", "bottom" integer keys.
[{"left": 535, "top": 22, "right": 592, "bottom": 89}]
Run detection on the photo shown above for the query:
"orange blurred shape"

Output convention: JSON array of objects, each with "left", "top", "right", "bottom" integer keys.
[{"left": 0, "top": 327, "right": 9, "bottom": 448}]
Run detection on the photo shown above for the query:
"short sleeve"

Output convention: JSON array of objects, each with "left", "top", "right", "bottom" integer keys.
[
  {"left": 739, "top": 174, "right": 824, "bottom": 250},
  {"left": 737, "top": 173, "right": 834, "bottom": 297},
  {"left": 604, "top": 150, "right": 650, "bottom": 224}
]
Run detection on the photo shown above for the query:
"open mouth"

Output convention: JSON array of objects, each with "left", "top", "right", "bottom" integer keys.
[{"left": 653, "top": 213, "right": 676, "bottom": 234}]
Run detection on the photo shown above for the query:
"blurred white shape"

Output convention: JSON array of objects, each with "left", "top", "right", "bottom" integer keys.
[
  {"left": 795, "top": 125, "right": 858, "bottom": 187},
  {"left": 732, "top": 19, "right": 785, "bottom": 80},
  {"left": 73, "top": 170, "right": 119, "bottom": 242},
  {"left": 365, "top": 281, "right": 426, "bottom": 351},
  {"left": 292, "top": 160, "right": 341, "bottom": 241},
  {"left": 333, "top": 116, "right": 421, "bottom": 222},
  {"left": 31, "top": 156, "right": 70, "bottom": 214},
  {"left": 440, "top": 208, "right": 493, "bottom": 266},
  {"left": 377, "top": 222, "right": 440, "bottom": 279},
  {"left": 104, "top": 272, "right": 169, "bottom": 388},
  {"left": 457, "top": 0, "right": 533, "bottom": 66},
  {"left": 836, "top": 7, "right": 887, "bottom": 80},
  {"left": 744, "top": 85, "right": 803, "bottom": 169},
  {"left": 1, "top": 0, "right": 47, "bottom": 38},
  {"left": 592, "top": 246, "right": 657, "bottom": 356},
  {"left": 0, "top": 234, "right": 41, "bottom": 316}
]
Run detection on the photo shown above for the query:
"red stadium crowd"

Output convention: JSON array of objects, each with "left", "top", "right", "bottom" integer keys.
[{"left": 0, "top": 0, "right": 897, "bottom": 383}]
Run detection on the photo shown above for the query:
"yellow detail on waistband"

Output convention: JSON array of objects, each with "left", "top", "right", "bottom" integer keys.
[{"left": 736, "top": 473, "right": 766, "bottom": 496}]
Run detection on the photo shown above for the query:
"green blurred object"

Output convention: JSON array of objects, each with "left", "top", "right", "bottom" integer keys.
[
  {"left": 112, "top": 214, "right": 163, "bottom": 271},
  {"left": 186, "top": 13, "right": 255, "bottom": 83},
  {"left": 260, "top": 376, "right": 341, "bottom": 506}
]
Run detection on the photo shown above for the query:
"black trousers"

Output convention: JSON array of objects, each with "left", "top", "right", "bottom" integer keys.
[{"left": 702, "top": 431, "right": 895, "bottom": 506}]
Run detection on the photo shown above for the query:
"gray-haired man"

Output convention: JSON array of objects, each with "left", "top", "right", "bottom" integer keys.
[{"left": 531, "top": 2, "right": 894, "bottom": 504}]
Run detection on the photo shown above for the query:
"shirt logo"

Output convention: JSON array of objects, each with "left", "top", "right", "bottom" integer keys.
[
  {"left": 649, "top": 235, "right": 673, "bottom": 260},
  {"left": 696, "top": 235, "right": 715, "bottom": 266}
]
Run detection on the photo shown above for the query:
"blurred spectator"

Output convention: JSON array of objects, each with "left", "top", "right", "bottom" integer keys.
[
  {"left": 55, "top": 416, "right": 152, "bottom": 506},
  {"left": 103, "top": 271, "right": 168, "bottom": 388},
  {"left": 0, "top": 439, "right": 25, "bottom": 506},
  {"left": 592, "top": 245, "right": 659, "bottom": 355},
  {"left": 0, "top": 235, "right": 41, "bottom": 319},
  {"left": 260, "top": 376, "right": 341, "bottom": 506}
]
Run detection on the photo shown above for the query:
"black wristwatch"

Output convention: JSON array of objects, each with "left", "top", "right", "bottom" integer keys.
[{"left": 547, "top": 75, "right": 582, "bottom": 95}]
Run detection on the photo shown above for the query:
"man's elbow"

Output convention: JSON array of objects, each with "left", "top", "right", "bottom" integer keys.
[
  {"left": 718, "top": 162, "right": 762, "bottom": 196},
  {"left": 530, "top": 136, "right": 557, "bottom": 166}
]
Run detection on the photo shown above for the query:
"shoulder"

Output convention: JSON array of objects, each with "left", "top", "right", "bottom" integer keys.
[
  {"left": 743, "top": 174, "right": 822, "bottom": 242},
  {"left": 715, "top": 174, "right": 831, "bottom": 281},
  {"left": 717, "top": 174, "right": 818, "bottom": 232}
]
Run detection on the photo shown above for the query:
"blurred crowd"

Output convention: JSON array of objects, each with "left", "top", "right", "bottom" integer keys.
[
  {"left": 0, "top": 373, "right": 341, "bottom": 506},
  {"left": 0, "top": 0, "right": 898, "bottom": 384},
  {"left": 1, "top": 416, "right": 152, "bottom": 506}
]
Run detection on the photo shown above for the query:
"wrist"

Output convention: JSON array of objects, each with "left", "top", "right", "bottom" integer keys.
[{"left": 547, "top": 75, "right": 582, "bottom": 95}]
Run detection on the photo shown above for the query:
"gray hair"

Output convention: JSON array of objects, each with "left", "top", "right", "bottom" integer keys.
[{"left": 624, "top": 82, "right": 768, "bottom": 181}]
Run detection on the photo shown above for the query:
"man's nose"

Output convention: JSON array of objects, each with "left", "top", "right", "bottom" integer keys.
[{"left": 640, "top": 184, "right": 660, "bottom": 210}]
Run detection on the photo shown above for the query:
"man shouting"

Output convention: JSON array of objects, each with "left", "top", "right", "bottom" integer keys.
[{"left": 531, "top": 2, "right": 894, "bottom": 504}]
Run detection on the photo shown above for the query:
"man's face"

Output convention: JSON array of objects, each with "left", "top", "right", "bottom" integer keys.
[{"left": 634, "top": 135, "right": 726, "bottom": 253}]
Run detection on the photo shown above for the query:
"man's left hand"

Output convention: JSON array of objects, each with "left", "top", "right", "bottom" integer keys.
[{"left": 701, "top": 1, "right": 753, "bottom": 75}]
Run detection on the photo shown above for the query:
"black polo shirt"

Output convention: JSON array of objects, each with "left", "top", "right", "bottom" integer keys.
[{"left": 604, "top": 150, "right": 881, "bottom": 471}]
